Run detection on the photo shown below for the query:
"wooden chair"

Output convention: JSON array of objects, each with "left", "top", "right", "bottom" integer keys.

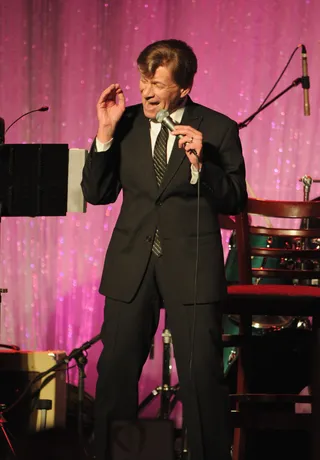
[{"left": 221, "top": 198, "right": 320, "bottom": 460}]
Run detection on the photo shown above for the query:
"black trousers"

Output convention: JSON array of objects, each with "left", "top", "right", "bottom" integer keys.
[{"left": 94, "top": 253, "right": 231, "bottom": 460}]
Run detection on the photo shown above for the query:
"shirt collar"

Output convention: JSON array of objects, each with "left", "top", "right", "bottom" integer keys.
[{"left": 150, "top": 98, "right": 187, "bottom": 126}]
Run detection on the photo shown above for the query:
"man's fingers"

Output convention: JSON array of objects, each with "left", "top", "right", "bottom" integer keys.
[
  {"left": 172, "top": 126, "right": 202, "bottom": 141},
  {"left": 177, "top": 134, "right": 200, "bottom": 148},
  {"left": 116, "top": 87, "right": 125, "bottom": 106},
  {"left": 98, "top": 84, "right": 125, "bottom": 106},
  {"left": 98, "top": 84, "right": 117, "bottom": 103}
]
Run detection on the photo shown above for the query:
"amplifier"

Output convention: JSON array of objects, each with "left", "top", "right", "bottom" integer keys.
[{"left": 0, "top": 350, "right": 67, "bottom": 433}]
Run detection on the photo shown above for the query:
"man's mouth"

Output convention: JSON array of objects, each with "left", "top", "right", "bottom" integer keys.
[{"left": 145, "top": 101, "right": 160, "bottom": 108}]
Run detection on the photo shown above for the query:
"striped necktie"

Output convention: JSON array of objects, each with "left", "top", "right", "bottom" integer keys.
[
  {"left": 153, "top": 125, "right": 169, "bottom": 186},
  {"left": 152, "top": 125, "right": 169, "bottom": 256}
]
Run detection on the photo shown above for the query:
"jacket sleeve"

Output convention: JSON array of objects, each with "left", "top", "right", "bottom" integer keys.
[
  {"left": 81, "top": 139, "right": 122, "bottom": 205},
  {"left": 200, "top": 120, "right": 247, "bottom": 215}
]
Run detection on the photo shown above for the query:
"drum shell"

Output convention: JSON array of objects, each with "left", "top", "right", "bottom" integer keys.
[
  {"left": 225, "top": 233, "right": 293, "bottom": 329},
  {"left": 225, "top": 232, "right": 293, "bottom": 285}
]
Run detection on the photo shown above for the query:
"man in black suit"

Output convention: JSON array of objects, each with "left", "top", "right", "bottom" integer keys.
[{"left": 81, "top": 39, "right": 247, "bottom": 460}]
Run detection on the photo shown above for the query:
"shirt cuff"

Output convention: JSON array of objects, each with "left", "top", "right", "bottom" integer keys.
[
  {"left": 95, "top": 137, "right": 113, "bottom": 152},
  {"left": 190, "top": 164, "right": 201, "bottom": 184}
]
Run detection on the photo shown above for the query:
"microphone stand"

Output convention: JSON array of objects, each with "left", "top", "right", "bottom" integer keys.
[
  {"left": 238, "top": 77, "right": 302, "bottom": 129},
  {"left": 74, "top": 349, "right": 88, "bottom": 440},
  {"left": 4, "top": 107, "right": 49, "bottom": 135},
  {"left": 33, "top": 334, "right": 100, "bottom": 440}
]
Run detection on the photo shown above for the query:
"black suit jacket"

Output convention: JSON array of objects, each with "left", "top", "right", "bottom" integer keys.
[{"left": 81, "top": 99, "right": 247, "bottom": 304}]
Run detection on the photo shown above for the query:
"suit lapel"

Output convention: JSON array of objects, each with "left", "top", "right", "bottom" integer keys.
[{"left": 157, "top": 100, "right": 202, "bottom": 198}]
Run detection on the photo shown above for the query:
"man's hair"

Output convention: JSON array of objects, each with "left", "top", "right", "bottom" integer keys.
[{"left": 137, "top": 39, "right": 197, "bottom": 89}]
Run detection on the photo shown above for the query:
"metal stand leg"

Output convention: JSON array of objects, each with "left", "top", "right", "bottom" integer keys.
[
  {"left": 36, "top": 399, "right": 52, "bottom": 431},
  {"left": 0, "top": 405, "right": 16, "bottom": 456},
  {"left": 160, "top": 321, "right": 176, "bottom": 419},
  {"left": 139, "top": 311, "right": 179, "bottom": 417},
  {"left": 75, "top": 351, "right": 87, "bottom": 441},
  {"left": 138, "top": 311, "right": 187, "bottom": 458}
]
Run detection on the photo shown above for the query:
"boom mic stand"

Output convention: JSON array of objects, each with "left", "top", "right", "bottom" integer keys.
[
  {"left": 238, "top": 77, "right": 303, "bottom": 129},
  {"left": 38, "top": 334, "right": 101, "bottom": 441},
  {"left": 0, "top": 334, "right": 100, "bottom": 457}
]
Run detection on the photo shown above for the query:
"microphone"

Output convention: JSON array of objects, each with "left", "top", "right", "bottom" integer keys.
[
  {"left": 0, "top": 117, "right": 5, "bottom": 144},
  {"left": 156, "top": 109, "right": 198, "bottom": 157},
  {"left": 4, "top": 106, "right": 49, "bottom": 136},
  {"left": 301, "top": 44, "right": 310, "bottom": 116}
]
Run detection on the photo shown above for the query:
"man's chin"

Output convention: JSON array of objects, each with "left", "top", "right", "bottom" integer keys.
[{"left": 143, "top": 104, "right": 162, "bottom": 119}]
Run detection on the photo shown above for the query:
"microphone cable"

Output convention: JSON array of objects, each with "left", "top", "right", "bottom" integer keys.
[
  {"left": 155, "top": 109, "right": 202, "bottom": 403},
  {"left": 189, "top": 155, "right": 201, "bottom": 385}
]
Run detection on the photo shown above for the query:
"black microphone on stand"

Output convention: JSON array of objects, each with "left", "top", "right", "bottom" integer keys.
[
  {"left": 300, "top": 44, "right": 310, "bottom": 116},
  {"left": 4, "top": 106, "right": 49, "bottom": 137}
]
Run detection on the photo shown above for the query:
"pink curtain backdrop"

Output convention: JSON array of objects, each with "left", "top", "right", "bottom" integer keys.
[{"left": 1, "top": 0, "right": 320, "bottom": 419}]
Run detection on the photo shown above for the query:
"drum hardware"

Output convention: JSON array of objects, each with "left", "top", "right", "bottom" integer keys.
[
  {"left": 223, "top": 314, "right": 312, "bottom": 381},
  {"left": 138, "top": 312, "right": 188, "bottom": 459},
  {"left": 224, "top": 353, "right": 236, "bottom": 379},
  {"left": 296, "top": 317, "right": 312, "bottom": 329},
  {"left": 0, "top": 404, "right": 15, "bottom": 457},
  {"left": 252, "top": 236, "right": 272, "bottom": 285},
  {"left": 299, "top": 175, "right": 320, "bottom": 256},
  {"left": 228, "top": 349, "right": 237, "bottom": 364},
  {"left": 297, "top": 176, "right": 320, "bottom": 284},
  {"left": 224, "top": 322, "right": 311, "bottom": 394},
  {"left": 300, "top": 175, "right": 313, "bottom": 233},
  {"left": 225, "top": 349, "right": 238, "bottom": 378},
  {"left": 252, "top": 316, "right": 294, "bottom": 330},
  {"left": 225, "top": 232, "right": 294, "bottom": 329},
  {"left": 138, "top": 312, "right": 180, "bottom": 418},
  {"left": 225, "top": 191, "right": 320, "bottom": 329},
  {"left": 299, "top": 175, "right": 320, "bottom": 201}
]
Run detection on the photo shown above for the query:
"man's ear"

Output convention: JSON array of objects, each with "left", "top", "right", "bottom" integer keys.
[{"left": 180, "top": 87, "right": 191, "bottom": 98}]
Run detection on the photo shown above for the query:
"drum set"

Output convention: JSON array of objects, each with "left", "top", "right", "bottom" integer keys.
[{"left": 223, "top": 175, "right": 320, "bottom": 403}]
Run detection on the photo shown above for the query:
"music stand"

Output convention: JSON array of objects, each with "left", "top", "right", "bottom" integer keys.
[{"left": 0, "top": 143, "right": 70, "bottom": 455}]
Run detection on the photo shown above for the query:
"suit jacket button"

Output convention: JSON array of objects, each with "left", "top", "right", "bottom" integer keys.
[{"left": 145, "top": 235, "right": 152, "bottom": 243}]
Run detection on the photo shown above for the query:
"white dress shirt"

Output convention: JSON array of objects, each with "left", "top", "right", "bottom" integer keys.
[{"left": 95, "top": 106, "right": 200, "bottom": 184}]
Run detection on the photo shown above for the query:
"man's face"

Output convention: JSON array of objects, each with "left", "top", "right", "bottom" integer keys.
[{"left": 139, "top": 65, "right": 190, "bottom": 119}]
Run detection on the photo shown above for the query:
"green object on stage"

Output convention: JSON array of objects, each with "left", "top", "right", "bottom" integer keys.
[{"left": 225, "top": 232, "right": 292, "bottom": 285}]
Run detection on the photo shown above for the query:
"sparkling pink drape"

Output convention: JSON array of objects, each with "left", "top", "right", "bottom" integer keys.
[{"left": 0, "top": 0, "right": 320, "bottom": 416}]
